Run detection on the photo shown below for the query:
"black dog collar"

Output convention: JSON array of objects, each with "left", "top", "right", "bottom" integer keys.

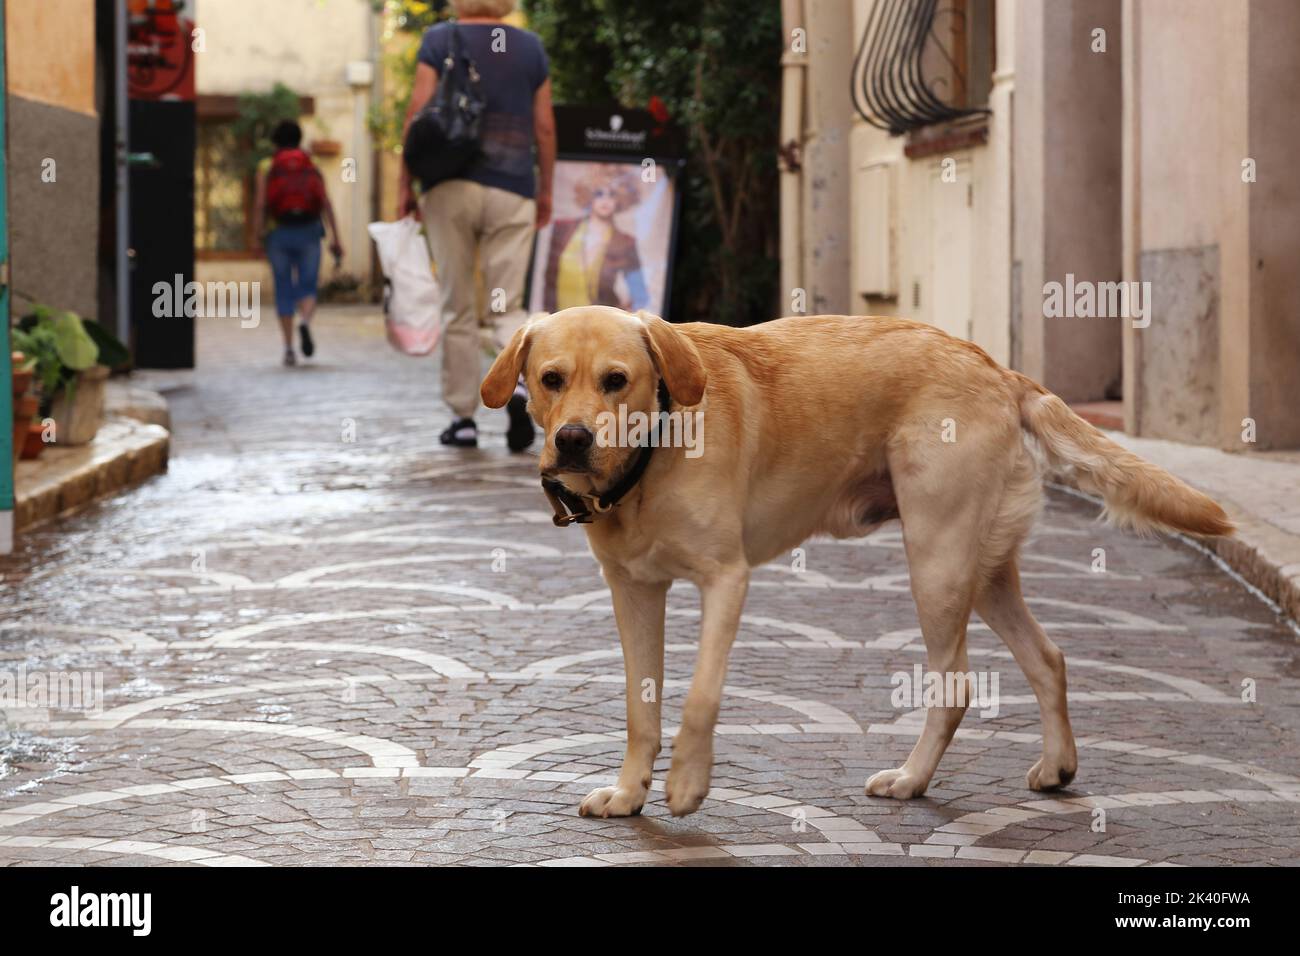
[{"left": 541, "top": 379, "right": 672, "bottom": 527}]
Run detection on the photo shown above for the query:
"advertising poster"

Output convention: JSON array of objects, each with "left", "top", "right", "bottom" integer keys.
[{"left": 528, "top": 105, "right": 685, "bottom": 318}]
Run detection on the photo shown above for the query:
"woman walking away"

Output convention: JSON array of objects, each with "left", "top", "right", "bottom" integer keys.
[
  {"left": 253, "top": 120, "right": 344, "bottom": 366},
  {"left": 398, "top": 0, "right": 556, "bottom": 450}
]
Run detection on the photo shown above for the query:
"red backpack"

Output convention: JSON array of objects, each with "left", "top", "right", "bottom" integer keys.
[{"left": 265, "top": 148, "right": 325, "bottom": 221}]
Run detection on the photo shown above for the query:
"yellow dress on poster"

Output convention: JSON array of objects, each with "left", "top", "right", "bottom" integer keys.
[{"left": 555, "top": 221, "right": 610, "bottom": 310}]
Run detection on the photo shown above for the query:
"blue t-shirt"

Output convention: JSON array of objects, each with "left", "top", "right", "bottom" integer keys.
[{"left": 418, "top": 22, "right": 549, "bottom": 199}]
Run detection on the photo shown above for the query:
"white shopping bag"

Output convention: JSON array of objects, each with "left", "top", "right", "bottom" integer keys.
[{"left": 367, "top": 217, "right": 441, "bottom": 356}]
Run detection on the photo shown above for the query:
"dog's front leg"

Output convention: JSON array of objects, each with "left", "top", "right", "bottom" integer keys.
[
  {"left": 666, "top": 566, "right": 749, "bottom": 817},
  {"left": 578, "top": 572, "right": 667, "bottom": 818}
]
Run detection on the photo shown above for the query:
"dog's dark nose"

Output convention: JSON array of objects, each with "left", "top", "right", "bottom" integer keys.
[{"left": 554, "top": 424, "right": 594, "bottom": 456}]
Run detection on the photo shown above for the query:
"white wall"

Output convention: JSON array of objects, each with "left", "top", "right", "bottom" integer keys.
[
  {"left": 847, "top": 0, "right": 1012, "bottom": 365},
  {"left": 1124, "top": 0, "right": 1300, "bottom": 448}
]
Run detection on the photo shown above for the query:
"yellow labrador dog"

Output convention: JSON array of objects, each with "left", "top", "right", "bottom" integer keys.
[{"left": 481, "top": 306, "right": 1233, "bottom": 818}]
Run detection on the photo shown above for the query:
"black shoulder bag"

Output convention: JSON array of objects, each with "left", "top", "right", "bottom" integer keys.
[{"left": 403, "top": 24, "right": 485, "bottom": 190}]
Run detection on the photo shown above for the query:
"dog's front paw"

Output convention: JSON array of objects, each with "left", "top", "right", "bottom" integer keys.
[
  {"left": 665, "top": 765, "right": 710, "bottom": 817},
  {"left": 1026, "top": 753, "right": 1077, "bottom": 791},
  {"left": 579, "top": 785, "right": 647, "bottom": 818},
  {"left": 865, "top": 767, "right": 929, "bottom": 800},
  {"left": 665, "top": 738, "right": 712, "bottom": 817}
]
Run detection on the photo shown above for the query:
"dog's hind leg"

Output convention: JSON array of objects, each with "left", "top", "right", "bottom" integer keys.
[
  {"left": 974, "top": 559, "right": 1077, "bottom": 790},
  {"left": 579, "top": 573, "right": 668, "bottom": 818},
  {"left": 867, "top": 427, "right": 1011, "bottom": 800},
  {"left": 865, "top": 542, "right": 978, "bottom": 800}
]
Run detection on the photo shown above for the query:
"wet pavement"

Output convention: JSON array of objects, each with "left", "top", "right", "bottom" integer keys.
[{"left": 2, "top": 306, "right": 1299, "bottom": 866}]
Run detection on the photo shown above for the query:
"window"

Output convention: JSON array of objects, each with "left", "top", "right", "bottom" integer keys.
[
  {"left": 852, "top": 0, "right": 995, "bottom": 136},
  {"left": 195, "top": 119, "right": 254, "bottom": 256},
  {"left": 193, "top": 94, "right": 316, "bottom": 257}
]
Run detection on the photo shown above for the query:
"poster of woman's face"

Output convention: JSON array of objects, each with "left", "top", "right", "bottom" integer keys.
[{"left": 528, "top": 160, "right": 677, "bottom": 317}]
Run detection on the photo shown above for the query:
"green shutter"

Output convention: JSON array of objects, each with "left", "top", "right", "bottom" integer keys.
[{"left": 0, "top": 0, "right": 14, "bottom": 552}]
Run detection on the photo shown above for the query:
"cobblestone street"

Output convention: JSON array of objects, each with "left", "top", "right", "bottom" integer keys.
[{"left": 2, "top": 308, "right": 1299, "bottom": 867}]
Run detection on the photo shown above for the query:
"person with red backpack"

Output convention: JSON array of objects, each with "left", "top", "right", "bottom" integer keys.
[{"left": 252, "top": 121, "right": 343, "bottom": 366}]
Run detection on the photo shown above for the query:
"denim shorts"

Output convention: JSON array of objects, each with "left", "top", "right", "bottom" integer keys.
[{"left": 265, "top": 219, "right": 325, "bottom": 317}]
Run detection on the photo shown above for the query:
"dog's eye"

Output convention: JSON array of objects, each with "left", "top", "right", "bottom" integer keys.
[
  {"left": 541, "top": 370, "right": 564, "bottom": 390},
  {"left": 603, "top": 372, "right": 627, "bottom": 392}
]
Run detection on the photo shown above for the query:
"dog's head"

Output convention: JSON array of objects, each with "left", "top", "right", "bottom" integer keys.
[{"left": 481, "top": 307, "right": 706, "bottom": 492}]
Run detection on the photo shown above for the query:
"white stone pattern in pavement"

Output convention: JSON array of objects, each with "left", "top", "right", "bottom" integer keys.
[{"left": 2, "top": 315, "right": 1298, "bottom": 866}]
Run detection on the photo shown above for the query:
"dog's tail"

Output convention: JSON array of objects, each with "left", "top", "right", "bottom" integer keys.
[{"left": 1015, "top": 376, "right": 1234, "bottom": 537}]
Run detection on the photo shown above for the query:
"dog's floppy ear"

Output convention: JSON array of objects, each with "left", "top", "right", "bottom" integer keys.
[
  {"left": 637, "top": 310, "right": 706, "bottom": 406},
  {"left": 481, "top": 318, "right": 536, "bottom": 408}
]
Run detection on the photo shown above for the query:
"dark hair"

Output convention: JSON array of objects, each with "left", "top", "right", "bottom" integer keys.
[{"left": 270, "top": 120, "right": 302, "bottom": 149}]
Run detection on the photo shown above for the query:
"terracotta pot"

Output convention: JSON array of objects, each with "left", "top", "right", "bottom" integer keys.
[
  {"left": 12, "top": 367, "right": 34, "bottom": 396},
  {"left": 12, "top": 351, "right": 34, "bottom": 397},
  {"left": 49, "top": 365, "right": 110, "bottom": 445},
  {"left": 20, "top": 421, "right": 46, "bottom": 460},
  {"left": 12, "top": 389, "right": 39, "bottom": 465}
]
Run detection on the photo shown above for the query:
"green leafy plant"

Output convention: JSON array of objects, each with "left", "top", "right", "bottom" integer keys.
[
  {"left": 232, "top": 82, "right": 305, "bottom": 173},
  {"left": 12, "top": 320, "right": 64, "bottom": 398},
  {"left": 12, "top": 307, "right": 129, "bottom": 412},
  {"left": 83, "top": 319, "right": 131, "bottom": 369},
  {"left": 368, "top": 1, "right": 448, "bottom": 150}
]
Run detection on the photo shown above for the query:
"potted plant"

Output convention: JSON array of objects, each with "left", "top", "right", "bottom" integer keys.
[
  {"left": 319, "top": 272, "right": 364, "bottom": 304},
  {"left": 11, "top": 350, "right": 41, "bottom": 463},
  {"left": 11, "top": 307, "right": 130, "bottom": 446}
]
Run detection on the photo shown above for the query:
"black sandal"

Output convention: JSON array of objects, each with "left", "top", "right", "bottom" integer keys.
[
  {"left": 440, "top": 417, "right": 478, "bottom": 447},
  {"left": 506, "top": 393, "right": 534, "bottom": 452}
]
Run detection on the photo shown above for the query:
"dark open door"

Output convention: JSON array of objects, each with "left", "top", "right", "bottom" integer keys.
[
  {"left": 129, "top": 99, "right": 196, "bottom": 368},
  {"left": 126, "top": 0, "right": 196, "bottom": 369}
]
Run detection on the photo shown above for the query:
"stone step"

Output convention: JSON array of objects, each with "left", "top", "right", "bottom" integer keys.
[{"left": 14, "top": 417, "right": 169, "bottom": 532}]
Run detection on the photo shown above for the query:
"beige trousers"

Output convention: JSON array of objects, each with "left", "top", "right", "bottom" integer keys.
[{"left": 419, "top": 179, "right": 535, "bottom": 420}]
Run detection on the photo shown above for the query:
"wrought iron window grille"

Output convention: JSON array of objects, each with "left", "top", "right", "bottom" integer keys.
[{"left": 851, "top": 0, "right": 992, "bottom": 136}]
